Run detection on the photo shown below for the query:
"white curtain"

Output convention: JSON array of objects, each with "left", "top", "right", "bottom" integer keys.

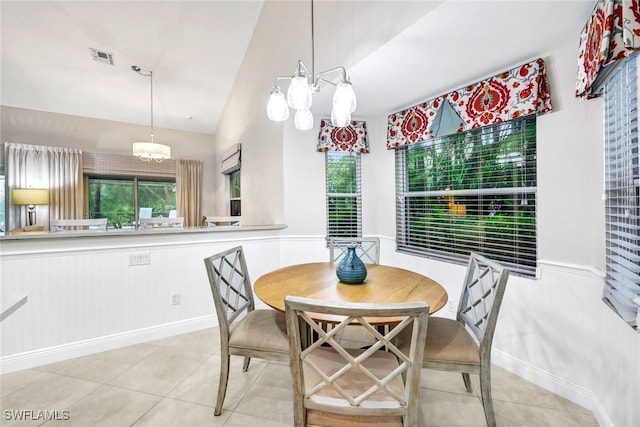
[{"left": 5, "top": 142, "right": 83, "bottom": 231}]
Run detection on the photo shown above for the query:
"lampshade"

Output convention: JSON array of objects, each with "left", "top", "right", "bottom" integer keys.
[
  {"left": 287, "top": 74, "right": 312, "bottom": 110},
  {"left": 133, "top": 142, "right": 171, "bottom": 162},
  {"left": 267, "top": 90, "right": 290, "bottom": 121},
  {"left": 333, "top": 80, "right": 357, "bottom": 113},
  {"left": 12, "top": 188, "right": 49, "bottom": 206},
  {"left": 294, "top": 109, "right": 314, "bottom": 130},
  {"left": 331, "top": 107, "right": 351, "bottom": 128}
]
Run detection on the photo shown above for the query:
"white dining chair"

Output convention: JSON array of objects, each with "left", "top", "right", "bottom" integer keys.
[
  {"left": 204, "top": 246, "right": 289, "bottom": 416},
  {"left": 328, "top": 237, "right": 380, "bottom": 264},
  {"left": 285, "top": 295, "right": 429, "bottom": 427}
]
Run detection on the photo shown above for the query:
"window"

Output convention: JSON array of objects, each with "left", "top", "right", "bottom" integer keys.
[
  {"left": 602, "top": 53, "right": 640, "bottom": 329},
  {"left": 88, "top": 177, "right": 176, "bottom": 229},
  {"left": 395, "top": 116, "right": 537, "bottom": 276},
  {"left": 229, "top": 169, "right": 241, "bottom": 216},
  {"left": 326, "top": 152, "right": 362, "bottom": 239}
]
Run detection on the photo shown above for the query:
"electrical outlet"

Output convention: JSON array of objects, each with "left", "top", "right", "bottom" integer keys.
[
  {"left": 129, "top": 252, "right": 150, "bottom": 266},
  {"left": 170, "top": 292, "right": 180, "bottom": 305}
]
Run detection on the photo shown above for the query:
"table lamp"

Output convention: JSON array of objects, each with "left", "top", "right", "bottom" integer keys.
[{"left": 12, "top": 188, "right": 49, "bottom": 226}]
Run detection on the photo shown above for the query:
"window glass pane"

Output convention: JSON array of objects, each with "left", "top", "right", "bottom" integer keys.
[
  {"left": 88, "top": 178, "right": 176, "bottom": 229},
  {"left": 88, "top": 178, "right": 135, "bottom": 227},
  {"left": 138, "top": 180, "right": 177, "bottom": 218},
  {"left": 230, "top": 170, "right": 241, "bottom": 199},
  {"left": 396, "top": 115, "right": 537, "bottom": 276},
  {"left": 326, "top": 152, "right": 361, "bottom": 239}
]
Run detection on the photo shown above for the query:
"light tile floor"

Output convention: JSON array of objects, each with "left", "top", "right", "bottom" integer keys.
[{"left": 0, "top": 327, "right": 599, "bottom": 426}]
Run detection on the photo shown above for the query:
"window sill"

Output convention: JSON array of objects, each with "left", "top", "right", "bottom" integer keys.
[{"left": 0, "top": 224, "right": 287, "bottom": 241}]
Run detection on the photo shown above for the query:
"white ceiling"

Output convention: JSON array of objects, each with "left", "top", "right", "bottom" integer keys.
[{"left": 1, "top": 1, "right": 594, "bottom": 135}]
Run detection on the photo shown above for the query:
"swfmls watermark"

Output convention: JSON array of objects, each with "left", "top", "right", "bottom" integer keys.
[{"left": 3, "top": 409, "right": 70, "bottom": 421}]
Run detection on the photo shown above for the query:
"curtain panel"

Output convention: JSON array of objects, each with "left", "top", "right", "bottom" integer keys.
[
  {"left": 176, "top": 159, "right": 202, "bottom": 227},
  {"left": 4, "top": 142, "right": 83, "bottom": 231},
  {"left": 317, "top": 120, "right": 369, "bottom": 153},
  {"left": 576, "top": 0, "right": 640, "bottom": 99},
  {"left": 386, "top": 58, "right": 552, "bottom": 149}
]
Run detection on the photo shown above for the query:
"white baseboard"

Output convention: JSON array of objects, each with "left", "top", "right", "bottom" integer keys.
[
  {"left": 492, "top": 349, "right": 605, "bottom": 420},
  {"left": 0, "top": 314, "right": 218, "bottom": 374}
]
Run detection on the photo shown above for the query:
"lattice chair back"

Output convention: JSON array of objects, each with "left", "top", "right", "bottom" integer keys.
[
  {"left": 329, "top": 237, "right": 381, "bottom": 264},
  {"left": 457, "top": 253, "right": 510, "bottom": 351},
  {"left": 285, "top": 296, "right": 429, "bottom": 427},
  {"left": 204, "top": 246, "right": 255, "bottom": 337}
]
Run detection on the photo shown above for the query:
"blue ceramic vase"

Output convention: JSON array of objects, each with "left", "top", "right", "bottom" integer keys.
[{"left": 336, "top": 245, "right": 367, "bottom": 284}]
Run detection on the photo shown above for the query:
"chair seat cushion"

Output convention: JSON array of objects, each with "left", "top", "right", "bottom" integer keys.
[
  {"left": 229, "top": 309, "right": 289, "bottom": 353},
  {"left": 425, "top": 317, "right": 480, "bottom": 365}
]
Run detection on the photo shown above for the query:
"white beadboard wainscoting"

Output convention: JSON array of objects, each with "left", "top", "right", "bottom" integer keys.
[
  {"left": 1, "top": 233, "right": 638, "bottom": 426},
  {"left": 0, "top": 229, "right": 285, "bottom": 373}
]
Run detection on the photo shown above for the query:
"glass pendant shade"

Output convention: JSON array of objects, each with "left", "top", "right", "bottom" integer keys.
[
  {"left": 294, "top": 109, "right": 314, "bottom": 130},
  {"left": 267, "top": 90, "right": 289, "bottom": 121},
  {"left": 333, "top": 80, "right": 357, "bottom": 113},
  {"left": 331, "top": 107, "right": 351, "bottom": 128},
  {"left": 133, "top": 141, "right": 171, "bottom": 162},
  {"left": 287, "top": 75, "right": 312, "bottom": 110}
]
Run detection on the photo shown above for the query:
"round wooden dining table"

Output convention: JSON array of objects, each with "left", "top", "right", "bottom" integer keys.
[{"left": 254, "top": 262, "right": 448, "bottom": 324}]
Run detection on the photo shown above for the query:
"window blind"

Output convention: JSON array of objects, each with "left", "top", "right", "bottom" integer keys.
[
  {"left": 83, "top": 152, "right": 175, "bottom": 178},
  {"left": 220, "top": 143, "right": 241, "bottom": 175},
  {"left": 395, "top": 116, "right": 537, "bottom": 276},
  {"left": 326, "top": 152, "right": 362, "bottom": 239},
  {"left": 602, "top": 53, "right": 640, "bottom": 328}
]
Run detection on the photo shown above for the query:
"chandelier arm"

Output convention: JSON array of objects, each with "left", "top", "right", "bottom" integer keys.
[
  {"left": 314, "top": 67, "right": 349, "bottom": 89},
  {"left": 316, "top": 77, "right": 338, "bottom": 87},
  {"left": 273, "top": 75, "right": 292, "bottom": 89},
  {"left": 297, "top": 60, "right": 313, "bottom": 82}
]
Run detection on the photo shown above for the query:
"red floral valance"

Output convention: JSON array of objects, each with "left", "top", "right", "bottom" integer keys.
[
  {"left": 386, "top": 58, "right": 552, "bottom": 149},
  {"left": 317, "top": 120, "right": 369, "bottom": 153},
  {"left": 576, "top": 0, "right": 640, "bottom": 99}
]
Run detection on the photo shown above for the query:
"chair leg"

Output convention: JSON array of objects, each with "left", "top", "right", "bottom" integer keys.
[
  {"left": 215, "top": 353, "right": 230, "bottom": 416},
  {"left": 462, "top": 373, "right": 473, "bottom": 392},
  {"left": 242, "top": 356, "right": 251, "bottom": 372},
  {"left": 479, "top": 368, "right": 496, "bottom": 427}
]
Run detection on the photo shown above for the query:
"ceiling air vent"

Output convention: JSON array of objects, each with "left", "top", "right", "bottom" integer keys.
[{"left": 89, "top": 48, "right": 114, "bottom": 65}]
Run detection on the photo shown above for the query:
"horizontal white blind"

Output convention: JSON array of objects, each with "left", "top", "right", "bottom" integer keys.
[
  {"left": 220, "top": 143, "right": 241, "bottom": 175},
  {"left": 395, "top": 116, "right": 537, "bottom": 276},
  {"left": 326, "top": 152, "right": 361, "bottom": 239},
  {"left": 84, "top": 152, "right": 175, "bottom": 178},
  {"left": 602, "top": 53, "right": 640, "bottom": 328}
]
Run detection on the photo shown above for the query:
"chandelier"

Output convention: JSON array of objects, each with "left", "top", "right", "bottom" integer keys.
[
  {"left": 132, "top": 65, "right": 171, "bottom": 162},
  {"left": 266, "top": 0, "right": 356, "bottom": 130}
]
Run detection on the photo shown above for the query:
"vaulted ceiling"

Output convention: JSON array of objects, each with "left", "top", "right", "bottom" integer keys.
[{"left": 1, "top": 1, "right": 594, "bottom": 135}]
